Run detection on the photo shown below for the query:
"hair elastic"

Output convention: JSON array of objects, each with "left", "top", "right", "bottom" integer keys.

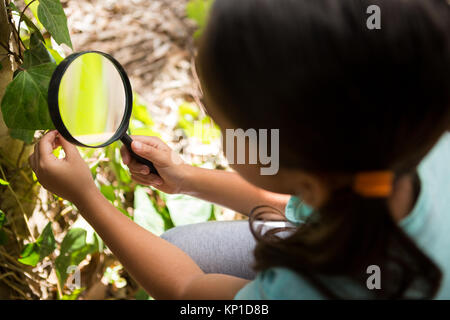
[{"left": 353, "top": 171, "right": 394, "bottom": 198}]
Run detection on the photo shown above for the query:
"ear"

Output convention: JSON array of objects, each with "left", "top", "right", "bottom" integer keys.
[{"left": 291, "top": 171, "right": 329, "bottom": 209}]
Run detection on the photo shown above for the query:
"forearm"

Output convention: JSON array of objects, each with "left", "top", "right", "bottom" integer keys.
[
  {"left": 181, "top": 166, "right": 290, "bottom": 217},
  {"left": 74, "top": 187, "right": 209, "bottom": 299}
]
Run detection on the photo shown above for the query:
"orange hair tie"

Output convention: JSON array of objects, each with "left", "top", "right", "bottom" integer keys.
[{"left": 353, "top": 171, "right": 394, "bottom": 198}]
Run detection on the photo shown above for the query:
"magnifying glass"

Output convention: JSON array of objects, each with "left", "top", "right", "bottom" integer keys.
[{"left": 47, "top": 51, "right": 158, "bottom": 175}]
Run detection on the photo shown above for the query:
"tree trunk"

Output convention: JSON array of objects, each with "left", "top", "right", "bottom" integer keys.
[{"left": 0, "top": 0, "right": 38, "bottom": 299}]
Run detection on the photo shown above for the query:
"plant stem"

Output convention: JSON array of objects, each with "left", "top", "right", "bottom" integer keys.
[
  {"left": 17, "top": 0, "right": 38, "bottom": 57},
  {"left": 15, "top": 141, "right": 26, "bottom": 168}
]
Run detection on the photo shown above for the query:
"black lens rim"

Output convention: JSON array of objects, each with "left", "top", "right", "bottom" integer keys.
[{"left": 47, "top": 50, "right": 133, "bottom": 148}]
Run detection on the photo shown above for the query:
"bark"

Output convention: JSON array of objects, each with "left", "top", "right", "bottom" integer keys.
[{"left": 0, "top": 0, "right": 38, "bottom": 299}]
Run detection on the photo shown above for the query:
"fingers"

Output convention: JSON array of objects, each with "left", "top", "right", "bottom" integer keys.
[
  {"left": 56, "top": 134, "right": 80, "bottom": 159},
  {"left": 131, "top": 140, "right": 166, "bottom": 165},
  {"left": 120, "top": 145, "right": 130, "bottom": 165},
  {"left": 130, "top": 135, "right": 167, "bottom": 150},
  {"left": 38, "top": 130, "right": 59, "bottom": 161},
  {"left": 28, "top": 152, "right": 37, "bottom": 172},
  {"left": 127, "top": 159, "right": 151, "bottom": 175},
  {"left": 130, "top": 173, "right": 163, "bottom": 186}
]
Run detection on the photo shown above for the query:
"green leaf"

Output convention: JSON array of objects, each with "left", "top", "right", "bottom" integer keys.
[
  {"left": 24, "top": 0, "right": 44, "bottom": 29},
  {"left": 9, "top": 2, "right": 45, "bottom": 42},
  {"left": 60, "top": 228, "right": 87, "bottom": 254},
  {"left": 18, "top": 222, "right": 56, "bottom": 266},
  {"left": 46, "top": 47, "right": 64, "bottom": 64},
  {"left": 100, "top": 184, "right": 116, "bottom": 202},
  {"left": 61, "top": 287, "right": 84, "bottom": 300},
  {"left": 135, "top": 288, "right": 152, "bottom": 300},
  {"left": 71, "top": 215, "right": 103, "bottom": 253},
  {"left": 132, "top": 96, "right": 154, "bottom": 126},
  {"left": 55, "top": 228, "right": 97, "bottom": 285},
  {"left": 0, "top": 178, "right": 9, "bottom": 186},
  {"left": 37, "top": 0, "right": 73, "bottom": 49},
  {"left": 18, "top": 243, "right": 40, "bottom": 266},
  {"left": 22, "top": 33, "right": 53, "bottom": 69},
  {"left": 1, "top": 63, "right": 56, "bottom": 130},
  {"left": 9, "top": 128, "right": 35, "bottom": 144},
  {"left": 133, "top": 186, "right": 165, "bottom": 236},
  {"left": 37, "top": 221, "right": 57, "bottom": 258},
  {"left": 165, "top": 194, "right": 212, "bottom": 226}
]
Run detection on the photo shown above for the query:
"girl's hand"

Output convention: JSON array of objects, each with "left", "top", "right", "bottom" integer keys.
[
  {"left": 29, "top": 130, "right": 97, "bottom": 204},
  {"left": 120, "top": 135, "right": 190, "bottom": 194}
]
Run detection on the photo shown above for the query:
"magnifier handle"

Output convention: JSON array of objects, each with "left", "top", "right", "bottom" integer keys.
[{"left": 121, "top": 134, "right": 159, "bottom": 176}]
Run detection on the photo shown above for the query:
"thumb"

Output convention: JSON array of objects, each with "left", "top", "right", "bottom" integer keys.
[
  {"left": 131, "top": 140, "right": 166, "bottom": 165},
  {"left": 39, "top": 130, "right": 59, "bottom": 160},
  {"left": 56, "top": 134, "right": 80, "bottom": 159}
]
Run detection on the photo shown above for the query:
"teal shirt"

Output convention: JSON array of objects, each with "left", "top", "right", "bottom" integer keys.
[{"left": 235, "top": 132, "right": 450, "bottom": 299}]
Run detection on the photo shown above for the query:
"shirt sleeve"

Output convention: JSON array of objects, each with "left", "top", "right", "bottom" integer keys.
[
  {"left": 234, "top": 267, "right": 325, "bottom": 300},
  {"left": 234, "top": 269, "right": 276, "bottom": 300},
  {"left": 284, "top": 196, "right": 313, "bottom": 225}
]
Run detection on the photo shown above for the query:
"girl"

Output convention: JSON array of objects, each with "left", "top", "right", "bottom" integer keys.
[{"left": 30, "top": 0, "right": 449, "bottom": 299}]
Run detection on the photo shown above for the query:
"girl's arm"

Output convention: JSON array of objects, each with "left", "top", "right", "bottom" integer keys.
[
  {"left": 121, "top": 135, "right": 290, "bottom": 217},
  {"left": 76, "top": 187, "right": 248, "bottom": 299},
  {"left": 29, "top": 131, "right": 249, "bottom": 299}
]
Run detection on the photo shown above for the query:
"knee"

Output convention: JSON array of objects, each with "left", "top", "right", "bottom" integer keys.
[{"left": 160, "top": 226, "right": 183, "bottom": 244}]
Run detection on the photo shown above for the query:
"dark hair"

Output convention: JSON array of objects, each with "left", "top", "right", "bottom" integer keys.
[{"left": 197, "top": 0, "right": 450, "bottom": 298}]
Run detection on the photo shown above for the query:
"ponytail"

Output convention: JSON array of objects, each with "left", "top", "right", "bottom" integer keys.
[{"left": 249, "top": 172, "right": 442, "bottom": 299}]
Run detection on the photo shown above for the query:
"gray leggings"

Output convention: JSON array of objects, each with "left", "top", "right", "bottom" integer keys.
[{"left": 161, "top": 220, "right": 293, "bottom": 280}]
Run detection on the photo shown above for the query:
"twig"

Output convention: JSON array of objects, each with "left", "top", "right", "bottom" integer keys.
[
  {"left": 17, "top": 0, "right": 38, "bottom": 57},
  {"left": 0, "top": 271, "right": 14, "bottom": 281},
  {"left": 0, "top": 164, "right": 35, "bottom": 242},
  {"left": 0, "top": 41, "right": 21, "bottom": 64},
  {"left": 0, "top": 247, "right": 23, "bottom": 267},
  {"left": 10, "top": 23, "right": 25, "bottom": 57},
  {"left": 16, "top": 141, "right": 26, "bottom": 168},
  {"left": 0, "top": 277, "right": 30, "bottom": 299},
  {"left": 53, "top": 263, "right": 63, "bottom": 299}
]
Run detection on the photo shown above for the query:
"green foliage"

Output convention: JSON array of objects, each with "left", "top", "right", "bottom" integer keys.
[
  {"left": 8, "top": 2, "right": 45, "bottom": 42},
  {"left": 24, "top": 0, "right": 44, "bottom": 29},
  {"left": 133, "top": 186, "right": 165, "bottom": 236},
  {"left": 129, "top": 95, "right": 160, "bottom": 138},
  {"left": 1, "top": 0, "right": 72, "bottom": 142},
  {"left": 61, "top": 288, "right": 84, "bottom": 300},
  {"left": 186, "top": 0, "right": 214, "bottom": 38},
  {"left": 135, "top": 288, "right": 151, "bottom": 300},
  {"left": 178, "top": 102, "right": 221, "bottom": 144},
  {"left": 18, "top": 222, "right": 56, "bottom": 266},
  {"left": 165, "top": 194, "right": 212, "bottom": 226},
  {"left": 0, "top": 178, "right": 9, "bottom": 185},
  {"left": 9, "top": 128, "right": 35, "bottom": 144},
  {"left": 1, "top": 62, "right": 56, "bottom": 130},
  {"left": 37, "top": 0, "right": 73, "bottom": 49},
  {"left": 55, "top": 228, "right": 99, "bottom": 285},
  {"left": 22, "top": 33, "right": 54, "bottom": 69}
]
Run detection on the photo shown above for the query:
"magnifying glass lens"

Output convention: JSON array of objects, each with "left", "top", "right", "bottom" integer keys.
[{"left": 58, "top": 52, "right": 126, "bottom": 147}]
